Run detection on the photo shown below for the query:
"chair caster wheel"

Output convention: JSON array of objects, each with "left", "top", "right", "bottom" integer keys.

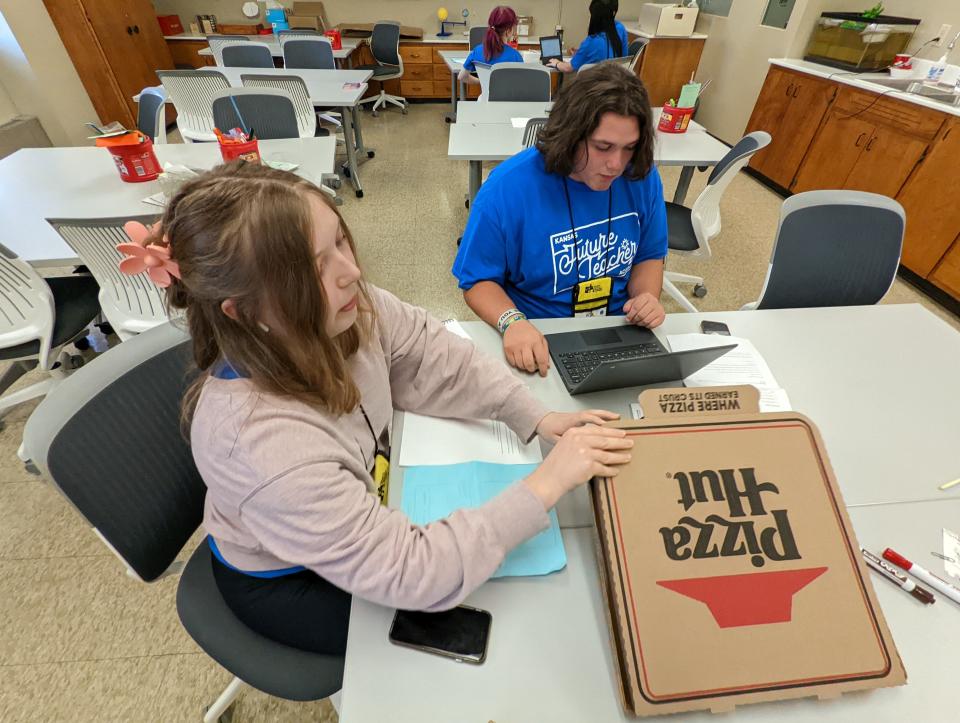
[
  {"left": 74, "top": 337, "right": 90, "bottom": 351},
  {"left": 693, "top": 284, "right": 707, "bottom": 298},
  {"left": 367, "top": 150, "right": 375, "bottom": 159},
  {"left": 330, "top": 178, "right": 342, "bottom": 189},
  {"left": 355, "top": 190, "right": 364, "bottom": 198},
  {"left": 342, "top": 166, "right": 351, "bottom": 178},
  {"left": 69, "top": 355, "right": 85, "bottom": 370},
  {"left": 371, "top": 110, "right": 379, "bottom": 117},
  {"left": 401, "top": 108, "right": 408, "bottom": 115},
  {"left": 205, "top": 702, "right": 236, "bottom": 723}
]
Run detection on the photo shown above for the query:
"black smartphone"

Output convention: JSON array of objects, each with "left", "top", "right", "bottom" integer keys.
[
  {"left": 388, "top": 605, "right": 492, "bottom": 664},
  {"left": 700, "top": 320, "right": 731, "bottom": 336}
]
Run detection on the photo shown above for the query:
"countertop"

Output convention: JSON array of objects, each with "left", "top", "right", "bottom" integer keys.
[
  {"left": 164, "top": 32, "right": 540, "bottom": 45},
  {"left": 771, "top": 57, "right": 960, "bottom": 118},
  {"left": 622, "top": 24, "right": 708, "bottom": 40}
]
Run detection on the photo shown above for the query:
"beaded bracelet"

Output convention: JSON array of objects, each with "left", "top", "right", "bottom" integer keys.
[{"left": 497, "top": 308, "right": 527, "bottom": 335}]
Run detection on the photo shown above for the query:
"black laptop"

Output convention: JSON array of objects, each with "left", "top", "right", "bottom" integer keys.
[
  {"left": 546, "top": 325, "right": 736, "bottom": 395},
  {"left": 539, "top": 35, "right": 563, "bottom": 65}
]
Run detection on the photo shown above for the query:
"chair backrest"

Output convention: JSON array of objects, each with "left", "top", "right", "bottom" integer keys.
[
  {"left": 156, "top": 70, "right": 230, "bottom": 142},
  {"left": 0, "top": 242, "right": 56, "bottom": 368},
  {"left": 282, "top": 37, "right": 335, "bottom": 69},
  {"left": 627, "top": 37, "right": 648, "bottom": 66},
  {"left": 21, "top": 321, "right": 204, "bottom": 583},
  {"left": 46, "top": 216, "right": 169, "bottom": 339},
  {"left": 488, "top": 63, "right": 551, "bottom": 101},
  {"left": 474, "top": 61, "right": 493, "bottom": 100},
  {"left": 221, "top": 42, "right": 274, "bottom": 68},
  {"left": 278, "top": 28, "right": 322, "bottom": 38},
  {"left": 522, "top": 117, "right": 548, "bottom": 148},
  {"left": 469, "top": 26, "right": 487, "bottom": 49},
  {"left": 580, "top": 56, "right": 632, "bottom": 73},
  {"left": 688, "top": 131, "right": 772, "bottom": 259},
  {"left": 240, "top": 75, "right": 317, "bottom": 137},
  {"left": 137, "top": 86, "right": 168, "bottom": 143},
  {"left": 754, "top": 191, "right": 905, "bottom": 310},
  {"left": 212, "top": 87, "right": 302, "bottom": 140},
  {"left": 369, "top": 21, "right": 401, "bottom": 66},
  {"left": 207, "top": 34, "right": 249, "bottom": 66}
]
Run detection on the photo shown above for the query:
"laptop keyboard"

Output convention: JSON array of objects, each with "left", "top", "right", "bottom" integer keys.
[{"left": 558, "top": 343, "right": 665, "bottom": 384}]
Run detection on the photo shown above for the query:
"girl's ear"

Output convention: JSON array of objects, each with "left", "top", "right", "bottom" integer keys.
[{"left": 220, "top": 298, "right": 240, "bottom": 321}]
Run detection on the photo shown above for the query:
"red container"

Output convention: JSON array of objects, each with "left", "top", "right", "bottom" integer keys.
[
  {"left": 219, "top": 138, "right": 261, "bottom": 164},
  {"left": 507, "top": 39, "right": 519, "bottom": 49},
  {"left": 156, "top": 14, "right": 184, "bottom": 35},
  {"left": 324, "top": 29, "right": 342, "bottom": 50},
  {"left": 658, "top": 104, "right": 695, "bottom": 134},
  {"left": 98, "top": 133, "right": 161, "bottom": 183}
]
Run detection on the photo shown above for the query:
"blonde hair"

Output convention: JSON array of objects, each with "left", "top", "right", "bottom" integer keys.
[{"left": 156, "top": 162, "right": 374, "bottom": 422}]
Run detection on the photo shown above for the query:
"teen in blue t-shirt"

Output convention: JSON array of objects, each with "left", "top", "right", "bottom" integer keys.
[
  {"left": 458, "top": 7, "right": 523, "bottom": 90},
  {"left": 452, "top": 64, "right": 667, "bottom": 377},
  {"left": 548, "top": 0, "right": 629, "bottom": 73}
]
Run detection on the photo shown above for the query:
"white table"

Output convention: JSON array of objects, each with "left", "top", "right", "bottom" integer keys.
[
  {"left": 448, "top": 107, "right": 729, "bottom": 204},
  {"left": 190, "top": 35, "right": 360, "bottom": 65},
  {"left": 454, "top": 100, "right": 552, "bottom": 123},
  {"left": 0, "top": 138, "right": 336, "bottom": 267},
  {"left": 341, "top": 306, "right": 960, "bottom": 721}
]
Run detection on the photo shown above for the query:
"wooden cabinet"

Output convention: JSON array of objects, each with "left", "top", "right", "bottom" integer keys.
[
  {"left": 630, "top": 35, "right": 706, "bottom": 107},
  {"left": 744, "top": 66, "right": 836, "bottom": 189},
  {"left": 44, "top": 0, "right": 175, "bottom": 130},
  {"left": 897, "top": 119, "right": 960, "bottom": 276},
  {"left": 166, "top": 39, "right": 217, "bottom": 68},
  {"left": 793, "top": 87, "right": 942, "bottom": 197},
  {"left": 930, "top": 238, "right": 960, "bottom": 298}
]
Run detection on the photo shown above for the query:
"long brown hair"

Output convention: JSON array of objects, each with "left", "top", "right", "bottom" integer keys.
[
  {"left": 155, "top": 162, "right": 374, "bottom": 423},
  {"left": 536, "top": 63, "right": 654, "bottom": 180}
]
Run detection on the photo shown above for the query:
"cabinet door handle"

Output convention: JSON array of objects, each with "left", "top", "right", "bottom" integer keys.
[
  {"left": 785, "top": 82, "right": 794, "bottom": 97},
  {"left": 792, "top": 86, "right": 800, "bottom": 98},
  {"left": 866, "top": 136, "right": 877, "bottom": 151},
  {"left": 126, "top": 26, "right": 133, "bottom": 35},
  {"left": 133, "top": 25, "right": 140, "bottom": 34},
  {"left": 855, "top": 132, "right": 866, "bottom": 147}
]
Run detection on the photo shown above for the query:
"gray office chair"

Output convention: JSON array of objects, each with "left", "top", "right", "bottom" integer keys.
[
  {"left": 221, "top": 42, "right": 274, "bottom": 68},
  {"left": 278, "top": 28, "right": 323, "bottom": 38},
  {"left": 356, "top": 22, "right": 407, "bottom": 115},
  {"left": 663, "top": 131, "right": 771, "bottom": 312},
  {"left": 627, "top": 38, "right": 648, "bottom": 72},
  {"left": 136, "top": 86, "right": 167, "bottom": 144},
  {"left": 156, "top": 69, "right": 230, "bottom": 142},
  {"left": 207, "top": 35, "right": 249, "bottom": 66},
  {"left": 19, "top": 322, "right": 345, "bottom": 723},
  {"left": 469, "top": 25, "right": 487, "bottom": 49},
  {"left": 0, "top": 243, "right": 100, "bottom": 428},
  {"left": 743, "top": 191, "right": 905, "bottom": 310},
  {"left": 522, "top": 117, "right": 548, "bottom": 148},
  {"left": 488, "top": 63, "right": 551, "bottom": 101},
  {"left": 212, "top": 87, "right": 307, "bottom": 140},
  {"left": 282, "top": 37, "right": 335, "bottom": 69}
]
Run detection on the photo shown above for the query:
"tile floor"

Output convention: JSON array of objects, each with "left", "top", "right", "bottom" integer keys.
[{"left": 0, "top": 102, "right": 957, "bottom": 723}]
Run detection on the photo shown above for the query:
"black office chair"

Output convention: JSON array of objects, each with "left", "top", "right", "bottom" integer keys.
[
  {"left": 221, "top": 42, "right": 274, "bottom": 68},
  {"left": 469, "top": 25, "right": 487, "bottom": 49},
  {"left": 522, "top": 117, "right": 548, "bottom": 148},
  {"left": 282, "top": 37, "right": 336, "bottom": 69},
  {"left": 488, "top": 63, "right": 551, "bottom": 101},
  {"left": 20, "top": 322, "right": 345, "bottom": 723},
  {"left": 743, "top": 191, "right": 905, "bottom": 310},
  {"left": 356, "top": 21, "right": 407, "bottom": 115}
]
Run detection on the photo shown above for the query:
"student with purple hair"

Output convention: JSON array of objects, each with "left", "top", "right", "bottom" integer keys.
[{"left": 458, "top": 6, "right": 523, "bottom": 88}]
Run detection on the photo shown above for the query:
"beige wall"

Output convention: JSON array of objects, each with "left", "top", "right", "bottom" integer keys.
[
  {"left": 0, "top": 77, "right": 17, "bottom": 124},
  {"left": 0, "top": 1, "right": 98, "bottom": 146}
]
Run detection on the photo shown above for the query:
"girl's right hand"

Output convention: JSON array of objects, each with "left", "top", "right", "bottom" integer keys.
[{"left": 523, "top": 425, "right": 633, "bottom": 509}]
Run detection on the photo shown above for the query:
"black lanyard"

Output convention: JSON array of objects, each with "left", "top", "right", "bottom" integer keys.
[
  {"left": 562, "top": 177, "right": 614, "bottom": 282},
  {"left": 359, "top": 404, "right": 385, "bottom": 463}
]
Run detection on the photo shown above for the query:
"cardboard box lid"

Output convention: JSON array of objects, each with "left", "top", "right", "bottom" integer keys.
[
  {"left": 287, "top": 15, "right": 321, "bottom": 30},
  {"left": 592, "top": 385, "right": 905, "bottom": 716}
]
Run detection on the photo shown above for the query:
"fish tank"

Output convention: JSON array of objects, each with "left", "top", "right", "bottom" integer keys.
[{"left": 804, "top": 12, "right": 919, "bottom": 71}]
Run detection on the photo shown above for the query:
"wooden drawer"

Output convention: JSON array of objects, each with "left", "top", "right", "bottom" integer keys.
[
  {"left": 399, "top": 45, "right": 432, "bottom": 64},
  {"left": 400, "top": 80, "right": 436, "bottom": 96},
  {"left": 433, "top": 63, "right": 452, "bottom": 81},
  {"left": 929, "top": 237, "right": 960, "bottom": 298},
  {"left": 404, "top": 64, "right": 433, "bottom": 82},
  {"left": 833, "top": 86, "right": 945, "bottom": 141},
  {"left": 433, "top": 46, "right": 466, "bottom": 64}
]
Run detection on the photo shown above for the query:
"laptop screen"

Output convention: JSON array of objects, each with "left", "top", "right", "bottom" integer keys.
[{"left": 540, "top": 36, "right": 562, "bottom": 58}]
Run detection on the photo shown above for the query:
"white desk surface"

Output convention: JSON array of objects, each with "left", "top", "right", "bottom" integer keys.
[
  {"left": 454, "top": 100, "right": 552, "bottom": 123},
  {"left": 182, "top": 36, "right": 359, "bottom": 59},
  {"left": 342, "top": 499, "right": 960, "bottom": 722},
  {"left": 438, "top": 48, "right": 559, "bottom": 73},
  {"left": 213, "top": 66, "right": 371, "bottom": 106},
  {"left": 448, "top": 108, "right": 725, "bottom": 165},
  {"left": 0, "top": 138, "right": 336, "bottom": 267},
  {"left": 386, "top": 306, "right": 960, "bottom": 526}
]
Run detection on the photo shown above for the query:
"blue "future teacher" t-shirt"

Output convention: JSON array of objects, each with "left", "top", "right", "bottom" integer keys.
[
  {"left": 452, "top": 147, "right": 668, "bottom": 320},
  {"left": 462, "top": 43, "right": 523, "bottom": 71},
  {"left": 571, "top": 21, "right": 630, "bottom": 70}
]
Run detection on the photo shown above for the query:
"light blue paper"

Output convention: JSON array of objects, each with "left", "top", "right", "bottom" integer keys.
[{"left": 401, "top": 462, "right": 567, "bottom": 578}]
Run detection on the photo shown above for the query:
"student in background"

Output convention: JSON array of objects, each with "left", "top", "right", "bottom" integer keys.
[
  {"left": 548, "top": 0, "right": 628, "bottom": 73},
  {"left": 123, "top": 162, "right": 632, "bottom": 656},
  {"left": 458, "top": 6, "right": 523, "bottom": 88},
  {"left": 452, "top": 64, "right": 667, "bottom": 377}
]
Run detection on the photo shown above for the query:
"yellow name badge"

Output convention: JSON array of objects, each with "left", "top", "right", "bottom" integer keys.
[
  {"left": 374, "top": 453, "right": 390, "bottom": 506},
  {"left": 572, "top": 276, "right": 613, "bottom": 317}
]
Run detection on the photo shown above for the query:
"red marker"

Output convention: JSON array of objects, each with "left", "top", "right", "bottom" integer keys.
[{"left": 883, "top": 548, "right": 960, "bottom": 606}]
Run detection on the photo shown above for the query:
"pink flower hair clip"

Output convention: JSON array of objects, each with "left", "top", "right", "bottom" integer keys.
[{"left": 117, "top": 220, "right": 181, "bottom": 288}]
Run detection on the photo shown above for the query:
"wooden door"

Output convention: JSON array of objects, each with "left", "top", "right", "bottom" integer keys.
[
  {"left": 125, "top": 0, "right": 177, "bottom": 128},
  {"left": 746, "top": 68, "right": 835, "bottom": 189},
  {"left": 929, "top": 236, "right": 960, "bottom": 298},
  {"left": 844, "top": 125, "right": 928, "bottom": 198},
  {"left": 897, "top": 120, "right": 960, "bottom": 276},
  {"left": 791, "top": 110, "right": 873, "bottom": 192},
  {"left": 637, "top": 37, "right": 705, "bottom": 107}
]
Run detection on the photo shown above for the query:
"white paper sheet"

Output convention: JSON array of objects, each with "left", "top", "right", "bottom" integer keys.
[
  {"left": 943, "top": 528, "right": 960, "bottom": 580},
  {"left": 399, "top": 414, "right": 543, "bottom": 466},
  {"left": 440, "top": 319, "right": 471, "bottom": 339},
  {"left": 511, "top": 117, "right": 531, "bottom": 129},
  {"left": 665, "top": 333, "right": 792, "bottom": 413}
]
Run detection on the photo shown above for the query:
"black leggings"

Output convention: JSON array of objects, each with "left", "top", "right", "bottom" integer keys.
[{"left": 211, "top": 555, "right": 352, "bottom": 655}]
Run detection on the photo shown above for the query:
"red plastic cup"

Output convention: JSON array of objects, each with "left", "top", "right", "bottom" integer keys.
[
  {"left": 658, "top": 104, "right": 695, "bottom": 134},
  {"left": 97, "top": 132, "right": 161, "bottom": 183},
  {"left": 219, "top": 137, "right": 261, "bottom": 164}
]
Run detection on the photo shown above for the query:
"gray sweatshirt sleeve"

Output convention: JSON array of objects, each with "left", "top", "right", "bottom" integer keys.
[{"left": 371, "top": 286, "right": 549, "bottom": 442}]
